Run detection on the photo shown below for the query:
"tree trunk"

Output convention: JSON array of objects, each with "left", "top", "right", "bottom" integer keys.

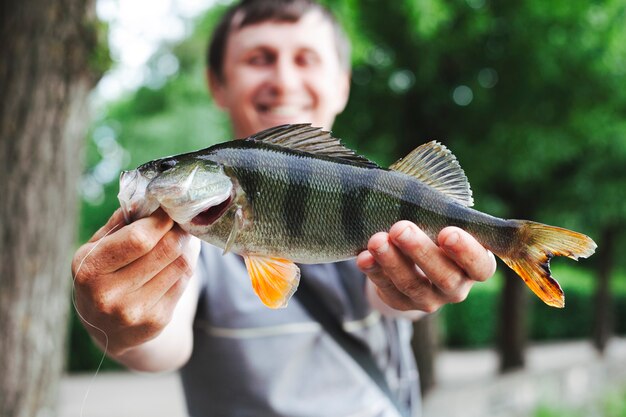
[
  {"left": 498, "top": 266, "right": 528, "bottom": 372},
  {"left": 592, "top": 226, "right": 616, "bottom": 354},
  {"left": 411, "top": 314, "right": 438, "bottom": 395},
  {"left": 0, "top": 1, "right": 97, "bottom": 416}
]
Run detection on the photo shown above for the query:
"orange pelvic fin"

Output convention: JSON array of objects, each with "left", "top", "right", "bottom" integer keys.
[
  {"left": 244, "top": 255, "right": 301, "bottom": 309},
  {"left": 501, "top": 221, "right": 597, "bottom": 308}
]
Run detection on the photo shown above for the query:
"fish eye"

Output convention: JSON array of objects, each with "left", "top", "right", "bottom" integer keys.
[{"left": 158, "top": 159, "right": 177, "bottom": 172}]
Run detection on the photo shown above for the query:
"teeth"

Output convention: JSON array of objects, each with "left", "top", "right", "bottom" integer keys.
[{"left": 266, "top": 105, "right": 301, "bottom": 117}]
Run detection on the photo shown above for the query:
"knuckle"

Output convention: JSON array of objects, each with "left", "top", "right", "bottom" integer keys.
[
  {"left": 446, "top": 288, "right": 469, "bottom": 304},
  {"left": 92, "top": 289, "right": 117, "bottom": 315},
  {"left": 172, "top": 255, "right": 193, "bottom": 278},
  {"left": 145, "top": 311, "right": 171, "bottom": 333},
  {"left": 395, "top": 276, "right": 427, "bottom": 298},
  {"left": 126, "top": 228, "right": 153, "bottom": 255},
  {"left": 114, "top": 305, "right": 143, "bottom": 327},
  {"left": 394, "top": 279, "right": 413, "bottom": 295},
  {"left": 420, "top": 302, "right": 440, "bottom": 314},
  {"left": 436, "top": 270, "right": 459, "bottom": 294},
  {"left": 72, "top": 248, "right": 98, "bottom": 285},
  {"left": 73, "top": 262, "right": 95, "bottom": 286},
  {"left": 377, "top": 289, "right": 411, "bottom": 311},
  {"left": 157, "top": 232, "right": 185, "bottom": 261},
  {"left": 157, "top": 308, "right": 174, "bottom": 328}
]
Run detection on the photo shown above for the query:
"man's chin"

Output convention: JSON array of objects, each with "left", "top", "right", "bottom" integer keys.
[{"left": 255, "top": 113, "right": 313, "bottom": 129}]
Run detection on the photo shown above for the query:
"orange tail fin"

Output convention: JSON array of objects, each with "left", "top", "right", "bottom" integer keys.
[{"left": 500, "top": 221, "right": 596, "bottom": 308}]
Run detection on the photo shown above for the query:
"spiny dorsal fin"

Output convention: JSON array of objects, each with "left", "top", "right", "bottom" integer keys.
[
  {"left": 248, "top": 124, "right": 378, "bottom": 167},
  {"left": 390, "top": 141, "right": 474, "bottom": 207}
]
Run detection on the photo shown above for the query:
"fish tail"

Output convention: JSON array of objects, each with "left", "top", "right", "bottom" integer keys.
[{"left": 499, "top": 221, "right": 597, "bottom": 308}]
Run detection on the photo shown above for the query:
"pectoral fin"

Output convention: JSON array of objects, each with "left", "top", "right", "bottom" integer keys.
[
  {"left": 223, "top": 206, "right": 243, "bottom": 255},
  {"left": 243, "top": 256, "right": 301, "bottom": 309}
]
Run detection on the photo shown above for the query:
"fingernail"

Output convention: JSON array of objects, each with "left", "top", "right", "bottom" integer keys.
[
  {"left": 374, "top": 241, "right": 389, "bottom": 255},
  {"left": 396, "top": 226, "right": 414, "bottom": 244},
  {"left": 444, "top": 231, "right": 459, "bottom": 249}
]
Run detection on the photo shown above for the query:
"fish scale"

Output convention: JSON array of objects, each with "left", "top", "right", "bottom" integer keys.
[
  {"left": 118, "top": 124, "right": 596, "bottom": 309},
  {"left": 224, "top": 143, "right": 509, "bottom": 263}
]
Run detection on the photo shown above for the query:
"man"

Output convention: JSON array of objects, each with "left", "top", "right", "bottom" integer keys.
[{"left": 72, "top": 0, "right": 496, "bottom": 415}]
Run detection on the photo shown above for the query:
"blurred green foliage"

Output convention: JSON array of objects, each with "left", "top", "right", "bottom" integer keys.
[
  {"left": 443, "top": 265, "right": 626, "bottom": 348},
  {"left": 534, "top": 383, "right": 626, "bottom": 417},
  {"left": 70, "top": 0, "right": 626, "bottom": 371}
]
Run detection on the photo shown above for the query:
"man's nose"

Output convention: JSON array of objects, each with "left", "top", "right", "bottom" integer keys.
[{"left": 270, "top": 58, "right": 302, "bottom": 93}]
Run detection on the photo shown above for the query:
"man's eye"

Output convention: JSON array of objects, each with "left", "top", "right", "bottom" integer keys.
[
  {"left": 247, "top": 53, "right": 273, "bottom": 66},
  {"left": 296, "top": 51, "right": 319, "bottom": 67}
]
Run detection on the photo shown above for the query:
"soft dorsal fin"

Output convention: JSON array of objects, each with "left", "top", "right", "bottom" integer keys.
[
  {"left": 390, "top": 141, "right": 474, "bottom": 207},
  {"left": 248, "top": 124, "right": 378, "bottom": 167}
]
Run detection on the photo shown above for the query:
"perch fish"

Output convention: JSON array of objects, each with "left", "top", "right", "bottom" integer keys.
[{"left": 118, "top": 124, "right": 596, "bottom": 309}]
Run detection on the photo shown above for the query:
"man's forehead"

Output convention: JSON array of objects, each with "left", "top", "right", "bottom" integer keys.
[{"left": 226, "top": 10, "right": 335, "bottom": 53}]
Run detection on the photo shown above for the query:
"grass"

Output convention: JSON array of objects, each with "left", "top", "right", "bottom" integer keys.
[{"left": 534, "top": 385, "right": 626, "bottom": 417}]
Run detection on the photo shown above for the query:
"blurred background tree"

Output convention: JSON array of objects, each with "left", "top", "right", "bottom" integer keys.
[
  {"left": 0, "top": 0, "right": 103, "bottom": 416},
  {"left": 70, "top": 0, "right": 626, "bottom": 395}
]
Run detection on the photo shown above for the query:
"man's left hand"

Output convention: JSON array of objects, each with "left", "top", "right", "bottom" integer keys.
[{"left": 356, "top": 220, "right": 497, "bottom": 313}]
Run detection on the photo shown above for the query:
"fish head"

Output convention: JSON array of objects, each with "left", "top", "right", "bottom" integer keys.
[{"left": 118, "top": 155, "right": 234, "bottom": 225}]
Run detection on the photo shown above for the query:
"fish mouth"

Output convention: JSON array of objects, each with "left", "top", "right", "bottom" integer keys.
[
  {"left": 118, "top": 169, "right": 160, "bottom": 223},
  {"left": 190, "top": 194, "right": 234, "bottom": 226}
]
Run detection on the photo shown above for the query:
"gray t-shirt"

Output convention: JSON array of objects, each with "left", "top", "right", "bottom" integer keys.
[{"left": 180, "top": 243, "right": 421, "bottom": 417}]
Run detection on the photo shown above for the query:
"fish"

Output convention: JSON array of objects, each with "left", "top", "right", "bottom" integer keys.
[{"left": 118, "top": 124, "right": 597, "bottom": 309}]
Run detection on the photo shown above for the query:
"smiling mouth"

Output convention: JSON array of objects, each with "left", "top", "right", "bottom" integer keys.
[
  {"left": 256, "top": 103, "right": 311, "bottom": 117},
  {"left": 191, "top": 195, "right": 234, "bottom": 226}
]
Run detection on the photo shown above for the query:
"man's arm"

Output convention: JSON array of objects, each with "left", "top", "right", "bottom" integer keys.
[
  {"left": 71, "top": 209, "right": 201, "bottom": 372},
  {"left": 357, "top": 220, "right": 497, "bottom": 314}
]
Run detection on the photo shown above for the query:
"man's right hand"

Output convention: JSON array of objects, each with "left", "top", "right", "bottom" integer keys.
[{"left": 71, "top": 208, "right": 199, "bottom": 359}]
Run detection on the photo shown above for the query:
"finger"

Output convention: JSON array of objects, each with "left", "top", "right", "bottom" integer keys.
[
  {"left": 357, "top": 250, "right": 421, "bottom": 311},
  {"left": 438, "top": 227, "right": 497, "bottom": 282},
  {"left": 119, "top": 226, "right": 191, "bottom": 290},
  {"left": 374, "top": 285, "right": 420, "bottom": 311},
  {"left": 159, "top": 266, "right": 194, "bottom": 309},
  {"left": 389, "top": 221, "right": 468, "bottom": 297},
  {"left": 89, "top": 208, "right": 127, "bottom": 243},
  {"left": 366, "top": 231, "right": 441, "bottom": 303},
  {"left": 356, "top": 250, "right": 393, "bottom": 290},
  {"left": 86, "top": 210, "right": 174, "bottom": 274},
  {"left": 135, "top": 253, "right": 194, "bottom": 309},
  {"left": 140, "top": 260, "right": 197, "bottom": 334}
]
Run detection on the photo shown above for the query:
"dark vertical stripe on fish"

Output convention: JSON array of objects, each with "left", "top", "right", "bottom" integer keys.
[
  {"left": 444, "top": 200, "right": 469, "bottom": 230},
  {"left": 236, "top": 148, "right": 262, "bottom": 207},
  {"left": 283, "top": 154, "right": 310, "bottom": 239},
  {"left": 399, "top": 176, "right": 418, "bottom": 224},
  {"left": 340, "top": 165, "right": 372, "bottom": 247}
]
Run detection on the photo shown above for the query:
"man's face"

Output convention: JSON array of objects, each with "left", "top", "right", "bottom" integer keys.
[{"left": 210, "top": 10, "right": 350, "bottom": 138}]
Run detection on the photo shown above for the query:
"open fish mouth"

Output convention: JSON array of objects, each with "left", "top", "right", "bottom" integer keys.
[
  {"left": 190, "top": 193, "right": 234, "bottom": 226},
  {"left": 149, "top": 185, "right": 234, "bottom": 225}
]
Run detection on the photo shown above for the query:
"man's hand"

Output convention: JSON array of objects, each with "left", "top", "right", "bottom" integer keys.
[
  {"left": 356, "top": 220, "right": 496, "bottom": 313},
  {"left": 71, "top": 208, "right": 200, "bottom": 364}
]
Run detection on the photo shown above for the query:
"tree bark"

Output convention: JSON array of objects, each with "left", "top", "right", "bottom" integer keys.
[
  {"left": 498, "top": 266, "right": 528, "bottom": 372},
  {"left": 0, "top": 1, "right": 97, "bottom": 416},
  {"left": 411, "top": 314, "right": 438, "bottom": 395},
  {"left": 592, "top": 226, "right": 616, "bottom": 354}
]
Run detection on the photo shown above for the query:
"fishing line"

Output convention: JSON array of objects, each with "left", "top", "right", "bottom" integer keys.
[{"left": 71, "top": 222, "right": 121, "bottom": 417}]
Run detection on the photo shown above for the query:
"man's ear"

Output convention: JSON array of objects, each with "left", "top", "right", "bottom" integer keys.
[{"left": 207, "top": 69, "right": 227, "bottom": 109}]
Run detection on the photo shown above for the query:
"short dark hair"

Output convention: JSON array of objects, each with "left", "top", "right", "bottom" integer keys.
[{"left": 207, "top": 0, "right": 351, "bottom": 82}]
